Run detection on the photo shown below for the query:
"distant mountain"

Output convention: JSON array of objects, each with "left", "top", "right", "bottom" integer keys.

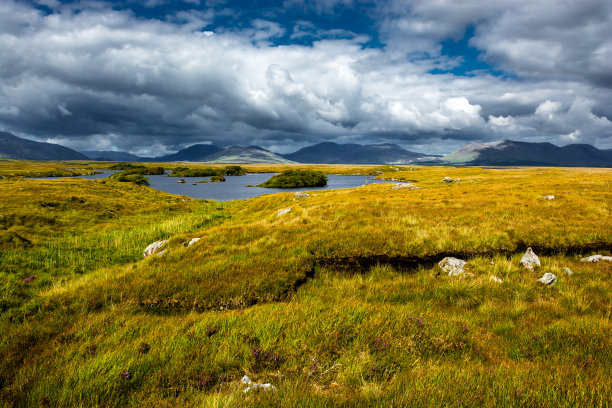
[
  {"left": 442, "top": 140, "right": 612, "bottom": 167},
  {"left": 0, "top": 132, "right": 88, "bottom": 161},
  {"left": 81, "top": 150, "right": 144, "bottom": 161},
  {"left": 283, "top": 142, "right": 428, "bottom": 164},
  {"left": 203, "top": 146, "right": 295, "bottom": 163},
  {"left": 153, "top": 144, "right": 223, "bottom": 162}
]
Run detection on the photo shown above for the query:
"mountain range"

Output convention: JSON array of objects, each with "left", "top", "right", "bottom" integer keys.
[
  {"left": 2, "top": 131, "right": 611, "bottom": 167},
  {"left": 0, "top": 131, "right": 88, "bottom": 161}
]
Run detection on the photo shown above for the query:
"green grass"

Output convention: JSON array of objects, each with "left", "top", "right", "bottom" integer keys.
[{"left": 0, "top": 163, "right": 611, "bottom": 407}]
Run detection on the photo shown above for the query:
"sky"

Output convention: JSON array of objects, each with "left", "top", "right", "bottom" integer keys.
[{"left": 1, "top": 0, "right": 611, "bottom": 156}]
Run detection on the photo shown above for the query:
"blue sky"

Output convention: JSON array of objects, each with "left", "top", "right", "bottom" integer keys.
[{"left": 1, "top": 0, "right": 611, "bottom": 155}]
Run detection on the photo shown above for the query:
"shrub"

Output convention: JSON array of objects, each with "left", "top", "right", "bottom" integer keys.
[
  {"left": 107, "top": 172, "right": 150, "bottom": 186},
  {"left": 258, "top": 169, "right": 327, "bottom": 188},
  {"left": 210, "top": 175, "right": 226, "bottom": 182}
]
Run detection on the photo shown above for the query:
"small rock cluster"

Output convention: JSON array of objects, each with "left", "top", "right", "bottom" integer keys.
[
  {"left": 442, "top": 177, "right": 461, "bottom": 183},
  {"left": 143, "top": 240, "right": 167, "bottom": 257},
  {"left": 391, "top": 182, "right": 419, "bottom": 190},
  {"left": 294, "top": 192, "right": 309, "bottom": 198},
  {"left": 241, "top": 375, "right": 276, "bottom": 393}
]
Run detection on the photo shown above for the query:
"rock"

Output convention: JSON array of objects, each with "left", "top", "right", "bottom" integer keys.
[
  {"left": 241, "top": 375, "right": 276, "bottom": 393},
  {"left": 580, "top": 254, "right": 612, "bottom": 262},
  {"left": 390, "top": 166, "right": 400, "bottom": 172},
  {"left": 520, "top": 247, "right": 540, "bottom": 269},
  {"left": 442, "top": 177, "right": 453, "bottom": 183},
  {"left": 453, "top": 178, "right": 461, "bottom": 182},
  {"left": 177, "top": 179, "right": 186, "bottom": 183},
  {"left": 156, "top": 249, "right": 167, "bottom": 257},
  {"left": 277, "top": 208, "right": 291, "bottom": 217},
  {"left": 538, "top": 272, "right": 557, "bottom": 285},
  {"left": 391, "top": 182, "right": 415, "bottom": 190},
  {"left": 563, "top": 267, "right": 573, "bottom": 275},
  {"left": 544, "top": 195, "right": 555, "bottom": 200},
  {"left": 143, "top": 240, "right": 167, "bottom": 257},
  {"left": 438, "top": 257, "right": 466, "bottom": 276},
  {"left": 490, "top": 276, "right": 503, "bottom": 283},
  {"left": 294, "top": 192, "right": 309, "bottom": 198},
  {"left": 187, "top": 237, "right": 201, "bottom": 247}
]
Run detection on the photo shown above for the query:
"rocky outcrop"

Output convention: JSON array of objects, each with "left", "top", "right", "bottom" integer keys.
[
  {"left": 438, "top": 257, "right": 466, "bottom": 276},
  {"left": 538, "top": 273, "right": 557, "bottom": 285},
  {"left": 580, "top": 254, "right": 612, "bottom": 262},
  {"left": 392, "top": 182, "right": 416, "bottom": 190},
  {"left": 520, "top": 247, "right": 540, "bottom": 269},
  {"left": 143, "top": 240, "right": 167, "bottom": 257}
]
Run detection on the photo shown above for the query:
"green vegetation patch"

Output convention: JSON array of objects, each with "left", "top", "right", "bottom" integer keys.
[
  {"left": 258, "top": 169, "right": 328, "bottom": 188},
  {"left": 170, "top": 165, "right": 246, "bottom": 177}
]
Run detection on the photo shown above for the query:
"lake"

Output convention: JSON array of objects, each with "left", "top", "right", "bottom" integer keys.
[{"left": 55, "top": 171, "right": 388, "bottom": 201}]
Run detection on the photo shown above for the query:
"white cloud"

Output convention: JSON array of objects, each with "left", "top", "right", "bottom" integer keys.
[{"left": 0, "top": 0, "right": 611, "bottom": 153}]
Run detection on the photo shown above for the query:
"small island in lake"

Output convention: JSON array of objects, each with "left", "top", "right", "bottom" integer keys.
[{"left": 258, "top": 169, "right": 328, "bottom": 188}]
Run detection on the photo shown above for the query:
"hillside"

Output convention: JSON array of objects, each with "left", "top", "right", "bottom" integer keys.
[
  {"left": 203, "top": 145, "right": 295, "bottom": 163},
  {"left": 443, "top": 140, "right": 612, "bottom": 167},
  {"left": 283, "top": 142, "right": 427, "bottom": 164},
  {"left": 153, "top": 144, "right": 223, "bottom": 162},
  {"left": 0, "top": 132, "right": 88, "bottom": 161},
  {"left": 0, "top": 162, "right": 610, "bottom": 407}
]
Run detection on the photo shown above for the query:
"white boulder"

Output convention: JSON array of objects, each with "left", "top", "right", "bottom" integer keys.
[
  {"left": 143, "top": 240, "right": 167, "bottom": 257},
  {"left": 187, "top": 237, "right": 201, "bottom": 247},
  {"left": 277, "top": 208, "right": 291, "bottom": 217},
  {"left": 538, "top": 273, "right": 557, "bottom": 285},
  {"left": 294, "top": 192, "right": 309, "bottom": 198},
  {"left": 544, "top": 195, "right": 555, "bottom": 200},
  {"left": 442, "top": 177, "right": 453, "bottom": 183},
  {"left": 438, "top": 257, "right": 466, "bottom": 276},
  {"left": 520, "top": 247, "right": 540, "bottom": 269}
]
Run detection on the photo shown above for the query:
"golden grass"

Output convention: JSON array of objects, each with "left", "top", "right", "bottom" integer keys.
[{"left": 0, "top": 163, "right": 611, "bottom": 407}]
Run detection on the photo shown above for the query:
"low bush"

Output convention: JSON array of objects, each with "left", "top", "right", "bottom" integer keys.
[{"left": 258, "top": 169, "right": 327, "bottom": 188}]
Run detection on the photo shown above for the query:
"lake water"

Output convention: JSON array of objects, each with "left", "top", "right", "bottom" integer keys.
[{"left": 54, "top": 171, "right": 388, "bottom": 201}]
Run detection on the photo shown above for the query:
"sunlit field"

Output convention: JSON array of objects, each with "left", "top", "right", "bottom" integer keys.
[{"left": 1, "top": 161, "right": 611, "bottom": 407}]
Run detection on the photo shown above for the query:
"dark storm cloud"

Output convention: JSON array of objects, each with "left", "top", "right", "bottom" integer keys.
[{"left": 0, "top": 0, "right": 611, "bottom": 155}]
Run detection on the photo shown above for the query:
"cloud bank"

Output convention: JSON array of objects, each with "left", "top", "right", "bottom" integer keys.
[{"left": 0, "top": 0, "right": 611, "bottom": 155}]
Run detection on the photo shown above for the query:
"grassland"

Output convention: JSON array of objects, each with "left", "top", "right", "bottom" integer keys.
[{"left": 0, "top": 162, "right": 611, "bottom": 407}]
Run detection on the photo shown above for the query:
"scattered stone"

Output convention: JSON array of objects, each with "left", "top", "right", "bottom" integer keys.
[
  {"left": 438, "top": 257, "right": 466, "bottom": 276},
  {"left": 277, "top": 208, "right": 291, "bottom": 217},
  {"left": 143, "top": 240, "right": 167, "bottom": 257},
  {"left": 453, "top": 178, "right": 461, "bottom": 182},
  {"left": 442, "top": 177, "right": 453, "bottom": 183},
  {"left": 390, "top": 166, "right": 400, "bottom": 172},
  {"left": 580, "top": 254, "right": 612, "bottom": 262},
  {"left": 241, "top": 375, "right": 276, "bottom": 393},
  {"left": 520, "top": 247, "right": 540, "bottom": 269},
  {"left": 294, "top": 192, "right": 309, "bottom": 198},
  {"left": 490, "top": 276, "right": 503, "bottom": 283},
  {"left": 563, "top": 267, "right": 573, "bottom": 275},
  {"left": 391, "top": 182, "right": 415, "bottom": 190},
  {"left": 538, "top": 273, "right": 557, "bottom": 285},
  {"left": 187, "top": 237, "right": 201, "bottom": 247},
  {"left": 544, "top": 195, "right": 555, "bottom": 200},
  {"left": 156, "top": 249, "right": 167, "bottom": 257}
]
